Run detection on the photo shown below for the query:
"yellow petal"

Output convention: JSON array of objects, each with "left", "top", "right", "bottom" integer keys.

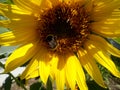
[
  {"left": 55, "top": 69, "right": 65, "bottom": 90},
  {"left": 65, "top": 55, "right": 87, "bottom": 90},
  {"left": 49, "top": 56, "right": 57, "bottom": 80},
  {"left": 0, "top": 20, "right": 10, "bottom": 28},
  {"left": 7, "top": 15, "right": 36, "bottom": 32},
  {"left": 13, "top": 0, "right": 41, "bottom": 14},
  {"left": 78, "top": 48, "right": 105, "bottom": 87},
  {"left": 74, "top": 56, "right": 88, "bottom": 90},
  {"left": 89, "top": 34, "right": 120, "bottom": 57},
  {"left": 13, "top": 0, "right": 52, "bottom": 14},
  {"left": 57, "top": 55, "right": 67, "bottom": 70},
  {"left": 85, "top": 41, "right": 120, "bottom": 78},
  {"left": 9, "top": 15, "right": 36, "bottom": 32},
  {"left": 92, "top": 0, "right": 120, "bottom": 21},
  {"left": 5, "top": 42, "right": 38, "bottom": 72},
  {"left": 0, "top": 31, "right": 37, "bottom": 46},
  {"left": 0, "top": 9, "right": 5, "bottom": 16},
  {"left": 64, "top": 0, "right": 85, "bottom": 4},
  {"left": 0, "top": 3, "right": 36, "bottom": 29},
  {"left": 51, "top": 56, "right": 65, "bottom": 90},
  {"left": 49, "top": 0, "right": 61, "bottom": 6},
  {"left": 65, "top": 55, "right": 77, "bottom": 90},
  {"left": 96, "top": 51, "right": 120, "bottom": 78},
  {"left": 91, "top": 21, "right": 120, "bottom": 37},
  {"left": 21, "top": 46, "right": 49, "bottom": 79},
  {"left": 38, "top": 48, "right": 52, "bottom": 84},
  {"left": 26, "top": 69, "right": 39, "bottom": 80},
  {"left": 21, "top": 56, "right": 39, "bottom": 79},
  {"left": 0, "top": 3, "right": 30, "bottom": 16},
  {"left": 38, "top": 0, "right": 52, "bottom": 9},
  {"left": 39, "top": 61, "right": 50, "bottom": 84},
  {"left": 91, "top": 8, "right": 120, "bottom": 37}
]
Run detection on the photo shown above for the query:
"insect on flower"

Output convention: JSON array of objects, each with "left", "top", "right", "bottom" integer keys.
[{"left": 46, "top": 35, "right": 58, "bottom": 49}]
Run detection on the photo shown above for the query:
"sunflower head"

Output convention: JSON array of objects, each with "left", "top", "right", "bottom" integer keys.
[
  {"left": 0, "top": 0, "right": 120, "bottom": 90},
  {"left": 37, "top": 2, "right": 90, "bottom": 54}
]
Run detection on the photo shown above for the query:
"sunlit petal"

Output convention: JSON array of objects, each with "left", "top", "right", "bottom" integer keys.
[
  {"left": 78, "top": 48, "right": 105, "bottom": 87},
  {"left": 85, "top": 41, "right": 120, "bottom": 78},
  {"left": 5, "top": 42, "right": 38, "bottom": 72}
]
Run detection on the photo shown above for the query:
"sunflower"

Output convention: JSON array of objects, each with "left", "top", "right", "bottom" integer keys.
[{"left": 0, "top": 0, "right": 120, "bottom": 89}]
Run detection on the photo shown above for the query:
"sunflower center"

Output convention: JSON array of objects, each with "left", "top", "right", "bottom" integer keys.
[{"left": 38, "top": 2, "right": 90, "bottom": 53}]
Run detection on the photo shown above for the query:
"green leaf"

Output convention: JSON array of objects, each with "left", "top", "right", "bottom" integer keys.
[
  {"left": 46, "top": 77, "right": 52, "bottom": 90},
  {"left": 114, "top": 38, "right": 120, "bottom": 44},
  {"left": 0, "top": 61, "right": 4, "bottom": 68},
  {"left": 111, "top": 55, "right": 120, "bottom": 71},
  {"left": 30, "top": 82, "right": 43, "bottom": 90},
  {"left": 0, "top": 54, "right": 6, "bottom": 59},
  {"left": 3, "top": 76, "right": 12, "bottom": 90},
  {"left": 16, "top": 76, "right": 26, "bottom": 86},
  {"left": 0, "top": 0, "right": 13, "bottom": 4},
  {"left": 87, "top": 80, "right": 109, "bottom": 90},
  {"left": 6, "top": 0, "right": 13, "bottom": 4},
  {"left": 0, "top": 0, "right": 7, "bottom": 3}
]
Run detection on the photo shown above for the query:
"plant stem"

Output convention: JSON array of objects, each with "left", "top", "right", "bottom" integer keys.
[
  {"left": 8, "top": 73, "right": 27, "bottom": 90},
  {"left": 0, "top": 62, "right": 27, "bottom": 90}
]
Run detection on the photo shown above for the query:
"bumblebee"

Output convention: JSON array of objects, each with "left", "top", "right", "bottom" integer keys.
[{"left": 46, "top": 35, "right": 58, "bottom": 49}]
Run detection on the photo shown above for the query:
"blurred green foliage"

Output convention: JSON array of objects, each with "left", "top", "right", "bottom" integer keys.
[
  {"left": 3, "top": 76, "right": 12, "bottom": 90},
  {"left": 0, "top": 0, "right": 13, "bottom": 4},
  {"left": 114, "top": 38, "right": 120, "bottom": 44}
]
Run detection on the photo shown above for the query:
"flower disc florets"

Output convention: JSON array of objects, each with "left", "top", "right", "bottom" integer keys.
[{"left": 38, "top": 2, "right": 90, "bottom": 53}]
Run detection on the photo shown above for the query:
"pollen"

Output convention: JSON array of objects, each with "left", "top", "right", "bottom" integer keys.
[{"left": 37, "top": 2, "right": 90, "bottom": 53}]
